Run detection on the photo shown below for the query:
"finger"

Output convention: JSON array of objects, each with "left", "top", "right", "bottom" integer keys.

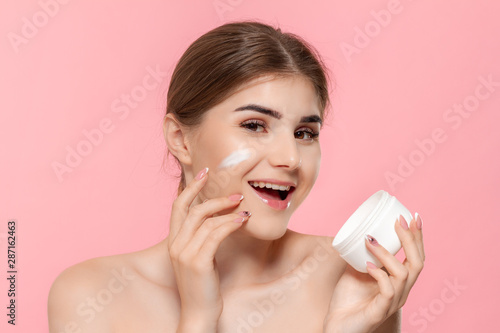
[
  {"left": 397, "top": 214, "right": 425, "bottom": 307},
  {"left": 412, "top": 212, "right": 425, "bottom": 262},
  {"left": 172, "top": 194, "right": 244, "bottom": 248},
  {"left": 365, "top": 261, "right": 395, "bottom": 321},
  {"left": 169, "top": 167, "right": 209, "bottom": 239},
  {"left": 365, "top": 234, "right": 408, "bottom": 306},
  {"left": 395, "top": 216, "right": 424, "bottom": 282},
  {"left": 185, "top": 211, "right": 251, "bottom": 255},
  {"left": 197, "top": 218, "right": 248, "bottom": 262},
  {"left": 365, "top": 234, "right": 408, "bottom": 282}
]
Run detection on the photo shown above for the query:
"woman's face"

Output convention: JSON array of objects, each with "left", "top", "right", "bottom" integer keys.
[{"left": 188, "top": 75, "right": 322, "bottom": 240}]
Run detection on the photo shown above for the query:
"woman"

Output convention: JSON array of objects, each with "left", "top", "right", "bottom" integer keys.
[{"left": 48, "top": 21, "right": 425, "bottom": 332}]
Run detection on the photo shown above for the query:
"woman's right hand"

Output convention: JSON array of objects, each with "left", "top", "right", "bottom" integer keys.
[{"left": 168, "top": 167, "right": 250, "bottom": 332}]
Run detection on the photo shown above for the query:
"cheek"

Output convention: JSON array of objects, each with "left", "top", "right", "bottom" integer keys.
[
  {"left": 195, "top": 128, "right": 230, "bottom": 166},
  {"left": 218, "top": 148, "right": 252, "bottom": 169},
  {"left": 200, "top": 148, "right": 252, "bottom": 198},
  {"left": 302, "top": 147, "right": 321, "bottom": 180}
]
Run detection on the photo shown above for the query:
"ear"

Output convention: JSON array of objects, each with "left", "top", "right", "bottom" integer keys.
[{"left": 163, "top": 113, "right": 193, "bottom": 166}]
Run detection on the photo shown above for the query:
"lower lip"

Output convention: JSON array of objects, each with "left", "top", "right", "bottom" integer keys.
[{"left": 248, "top": 184, "right": 294, "bottom": 211}]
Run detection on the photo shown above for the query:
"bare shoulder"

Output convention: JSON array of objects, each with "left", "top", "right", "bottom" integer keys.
[
  {"left": 47, "top": 253, "right": 138, "bottom": 333},
  {"left": 282, "top": 229, "right": 346, "bottom": 272},
  {"left": 48, "top": 239, "right": 175, "bottom": 333},
  {"left": 284, "top": 229, "right": 339, "bottom": 256}
]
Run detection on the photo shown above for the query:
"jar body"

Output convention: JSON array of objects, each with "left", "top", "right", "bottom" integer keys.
[{"left": 332, "top": 190, "right": 413, "bottom": 273}]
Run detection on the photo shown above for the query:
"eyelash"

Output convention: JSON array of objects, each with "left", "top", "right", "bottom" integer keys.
[{"left": 240, "top": 119, "right": 319, "bottom": 140}]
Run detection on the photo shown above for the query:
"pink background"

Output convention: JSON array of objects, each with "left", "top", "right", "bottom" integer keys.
[{"left": 2, "top": 0, "right": 499, "bottom": 332}]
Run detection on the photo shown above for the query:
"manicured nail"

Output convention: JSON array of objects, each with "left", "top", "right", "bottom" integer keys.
[
  {"left": 195, "top": 167, "right": 209, "bottom": 180},
  {"left": 228, "top": 194, "right": 244, "bottom": 201},
  {"left": 238, "top": 211, "right": 251, "bottom": 217},
  {"left": 365, "top": 234, "right": 379, "bottom": 246},
  {"left": 234, "top": 217, "right": 247, "bottom": 223},
  {"left": 399, "top": 215, "right": 409, "bottom": 230},
  {"left": 415, "top": 212, "right": 423, "bottom": 230},
  {"left": 366, "top": 261, "right": 378, "bottom": 270}
]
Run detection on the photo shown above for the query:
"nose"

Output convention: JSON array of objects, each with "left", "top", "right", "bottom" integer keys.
[{"left": 268, "top": 131, "right": 301, "bottom": 170}]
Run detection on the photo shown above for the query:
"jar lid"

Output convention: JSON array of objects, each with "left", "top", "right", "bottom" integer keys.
[{"left": 332, "top": 190, "right": 390, "bottom": 253}]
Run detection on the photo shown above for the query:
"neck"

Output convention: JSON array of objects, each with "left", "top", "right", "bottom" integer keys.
[{"left": 215, "top": 228, "right": 285, "bottom": 290}]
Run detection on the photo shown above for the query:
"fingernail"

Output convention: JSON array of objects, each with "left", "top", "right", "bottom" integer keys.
[
  {"left": 399, "top": 215, "right": 409, "bottom": 230},
  {"left": 228, "top": 194, "right": 244, "bottom": 201},
  {"left": 234, "top": 217, "right": 247, "bottom": 223},
  {"left": 365, "top": 234, "right": 379, "bottom": 246},
  {"left": 238, "top": 211, "right": 251, "bottom": 217},
  {"left": 195, "top": 167, "right": 209, "bottom": 180},
  {"left": 366, "top": 261, "right": 378, "bottom": 270},
  {"left": 415, "top": 212, "right": 423, "bottom": 230}
]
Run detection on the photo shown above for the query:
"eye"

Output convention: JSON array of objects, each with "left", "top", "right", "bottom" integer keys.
[
  {"left": 240, "top": 119, "right": 266, "bottom": 133},
  {"left": 295, "top": 128, "right": 320, "bottom": 140},
  {"left": 240, "top": 120, "right": 319, "bottom": 141}
]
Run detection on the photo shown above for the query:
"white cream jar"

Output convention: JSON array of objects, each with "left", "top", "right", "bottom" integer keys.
[{"left": 332, "top": 190, "right": 413, "bottom": 273}]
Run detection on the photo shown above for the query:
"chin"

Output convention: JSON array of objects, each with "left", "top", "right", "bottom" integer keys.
[{"left": 238, "top": 220, "right": 289, "bottom": 240}]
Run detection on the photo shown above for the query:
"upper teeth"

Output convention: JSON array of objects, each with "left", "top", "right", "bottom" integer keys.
[{"left": 249, "top": 181, "right": 291, "bottom": 191}]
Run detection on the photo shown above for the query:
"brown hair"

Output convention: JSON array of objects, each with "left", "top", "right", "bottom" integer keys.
[{"left": 163, "top": 21, "right": 333, "bottom": 196}]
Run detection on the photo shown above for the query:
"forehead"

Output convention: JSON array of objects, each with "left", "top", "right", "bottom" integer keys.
[{"left": 214, "top": 75, "right": 321, "bottom": 117}]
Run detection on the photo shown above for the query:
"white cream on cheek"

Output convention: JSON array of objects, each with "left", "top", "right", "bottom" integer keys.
[{"left": 217, "top": 148, "right": 252, "bottom": 169}]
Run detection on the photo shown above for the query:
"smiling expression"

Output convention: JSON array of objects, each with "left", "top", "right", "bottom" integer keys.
[{"left": 186, "top": 75, "right": 323, "bottom": 239}]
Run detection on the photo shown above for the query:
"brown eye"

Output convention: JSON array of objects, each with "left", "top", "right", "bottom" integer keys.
[
  {"left": 240, "top": 120, "right": 266, "bottom": 133},
  {"left": 295, "top": 129, "right": 319, "bottom": 140}
]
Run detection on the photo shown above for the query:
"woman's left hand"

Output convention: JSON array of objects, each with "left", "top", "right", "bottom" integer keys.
[{"left": 324, "top": 214, "right": 425, "bottom": 333}]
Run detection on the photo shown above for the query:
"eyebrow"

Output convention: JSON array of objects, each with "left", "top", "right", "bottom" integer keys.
[{"left": 234, "top": 104, "right": 323, "bottom": 127}]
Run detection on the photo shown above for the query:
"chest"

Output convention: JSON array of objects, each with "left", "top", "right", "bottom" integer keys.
[
  {"left": 218, "top": 273, "right": 333, "bottom": 332},
  {"left": 113, "top": 259, "right": 341, "bottom": 332}
]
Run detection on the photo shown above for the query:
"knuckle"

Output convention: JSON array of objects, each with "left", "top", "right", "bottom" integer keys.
[
  {"left": 386, "top": 289, "right": 395, "bottom": 302},
  {"left": 168, "top": 246, "right": 180, "bottom": 260},
  {"left": 189, "top": 252, "right": 213, "bottom": 275},
  {"left": 396, "top": 267, "right": 409, "bottom": 280},
  {"left": 204, "top": 217, "right": 218, "bottom": 230},
  {"left": 189, "top": 204, "right": 202, "bottom": 215},
  {"left": 207, "top": 229, "right": 223, "bottom": 243},
  {"left": 177, "top": 252, "right": 191, "bottom": 266},
  {"left": 169, "top": 252, "right": 179, "bottom": 263},
  {"left": 414, "top": 260, "right": 424, "bottom": 272},
  {"left": 191, "top": 258, "right": 209, "bottom": 274}
]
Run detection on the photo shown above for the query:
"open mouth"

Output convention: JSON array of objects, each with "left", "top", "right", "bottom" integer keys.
[{"left": 248, "top": 181, "right": 296, "bottom": 201}]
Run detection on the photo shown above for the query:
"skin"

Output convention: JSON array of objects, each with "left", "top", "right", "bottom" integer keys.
[{"left": 48, "top": 75, "right": 425, "bottom": 332}]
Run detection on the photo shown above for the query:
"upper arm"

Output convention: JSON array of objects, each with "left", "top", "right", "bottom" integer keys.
[
  {"left": 373, "top": 309, "right": 401, "bottom": 333},
  {"left": 48, "top": 260, "right": 113, "bottom": 333}
]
